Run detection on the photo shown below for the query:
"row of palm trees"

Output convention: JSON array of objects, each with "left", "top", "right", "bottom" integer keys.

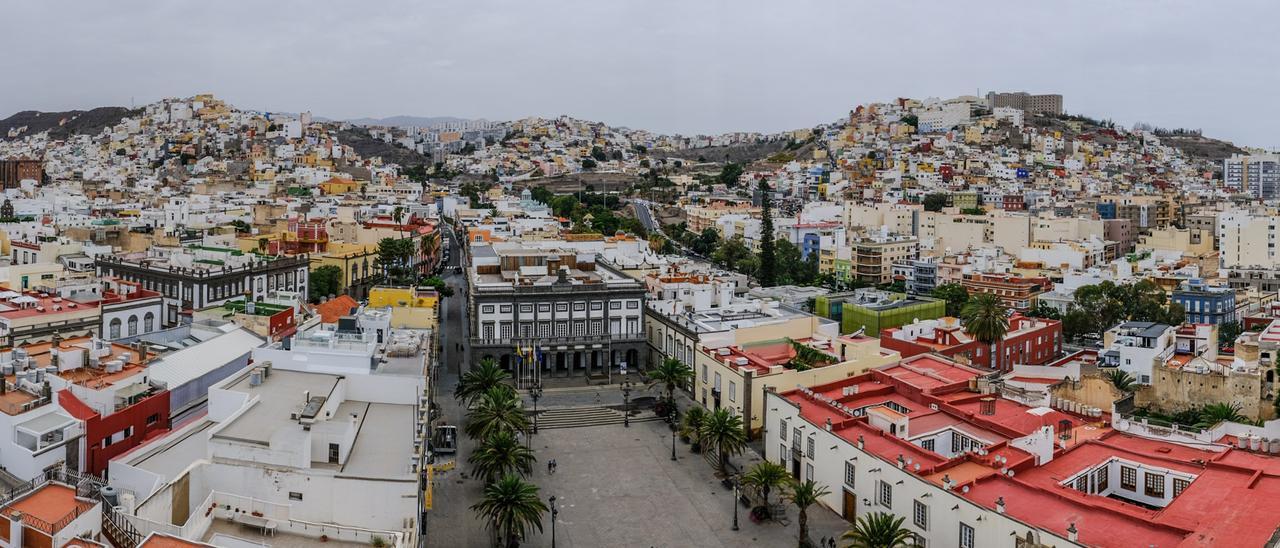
[
  {"left": 651, "top": 357, "right": 919, "bottom": 548},
  {"left": 456, "top": 359, "right": 547, "bottom": 547}
]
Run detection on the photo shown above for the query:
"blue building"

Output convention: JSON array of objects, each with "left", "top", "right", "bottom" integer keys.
[
  {"left": 1096, "top": 202, "right": 1117, "bottom": 220},
  {"left": 1171, "top": 279, "right": 1237, "bottom": 325}
]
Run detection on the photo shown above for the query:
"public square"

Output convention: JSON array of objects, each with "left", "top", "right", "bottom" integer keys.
[{"left": 427, "top": 386, "right": 851, "bottom": 548}]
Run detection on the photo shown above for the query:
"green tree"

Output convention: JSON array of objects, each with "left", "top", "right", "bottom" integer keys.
[
  {"left": 741, "top": 461, "right": 790, "bottom": 514},
  {"left": 392, "top": 206, "right": 406, "bottom": 236},
  {"left": 1219, "top": 321, "right": 1243, "bottom": 346},
  {"left": 698, "top": 408, "right": 748, "bottom": 475},
  {"left": 468, "top": 430, "right": 537, "bottom": 484},
  {"left": 455, "top": 359, "right": 513, "bottom": 406},
  {"left": 1026, "top": 300, "right": 1062, "bottom": 320},
  {"left": 841, "top": 512, "right": 915, "bottom": 548},
  {"left": 419, "top": 276, "right": 454, "bottom": 297},
  {"left": 646, "top": 358, "right": 694, "bottom": 406},
  {"left": 679, "top": 406, "right": 708, "bottom": 450},
  {"left": 590, "top": 146, "right": 607, "bottom": 162},
  {"left": 758, "top": 180, "right": 778, "bottom": 286},
  {"left": 470, "top": 475, "right": 547, "bottom": 548},
  {"left": 581, "top": 158, "right": 597, "bottom": 170},
  {"left": 1105, "top": 369, "right": 1135, "bottom": 393},
  {"left": 961, "top": 293, "right": 1009, "bottom": 369},
  {"left": 465, "top": 387, "right": 530, "bottom": 440},
  {"left": 921, "top": 193, "right": 948, "bottom": 212},
  {"left": 1195, "top": 402, "right": 1247, "bottom": 428},
  {"left": 376, "top": 237, "right": 416, "bottom": 284},
  {"left": 773, "top": 239, "right": 803, "bottom": 286},
  {"left": 419, "top": 231, "right": 441, "bottom": 272},
  {"left": 786, "top": 479, "right": 831, "bottom": 548},
  {"left": 1062, "top": 306, "right": 1093, "bottom": 343},
  {"left": 899, "top": 114, "right": 918, "bottom": 128},
  {"left": 712, "top": 236, "right": 754, "bottom": 273},
  {"left": 718, "top": 163, "right": 744, "bottom": 186},
  {"left": 308, "top": 265, "right": 343, "bottom": 302},
  {"left": 529, "top": 186, "right": 554, "bottom": 205},
  {"left": 930, "top": 283, "right": 969, "bottom": 317},
  {"left": 692, "top": 228, "right": 721, "bottom": 256}
]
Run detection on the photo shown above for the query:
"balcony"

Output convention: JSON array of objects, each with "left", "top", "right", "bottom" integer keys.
[{"left": 471, "top": 332, "right": 645, "bottom": 347}]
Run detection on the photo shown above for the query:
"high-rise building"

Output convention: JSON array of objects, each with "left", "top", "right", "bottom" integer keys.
[{"left": 1224, "top": 153, "right": 1280, "bottom": 199}]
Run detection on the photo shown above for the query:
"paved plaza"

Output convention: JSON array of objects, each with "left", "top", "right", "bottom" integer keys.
[{"left": 427, "top": 387, "right": 851, "bottom": 548}]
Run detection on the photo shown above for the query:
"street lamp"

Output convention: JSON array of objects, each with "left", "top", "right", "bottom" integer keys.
[
  {"left": 530, "top": 382, "right": 543, "bottom": 434},
  {"left": 621, "top": 381, "right": 633, "bottom": 428},
  {"left": 668, "top": 408, "right": 679, "bottom": 461},
  {"left": 731, "top": 475, "right": 740, "bottom": 531},
  {"left": 549, "top": 495, "right": 559, "bottom": 548}
]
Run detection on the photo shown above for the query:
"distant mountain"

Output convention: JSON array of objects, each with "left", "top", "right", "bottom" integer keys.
[
  {"left": 345, "top": 115, "right": 471, "bottom": 129},
  {"left": 0, "top": 107, "right": 140, "bottom": 141}
]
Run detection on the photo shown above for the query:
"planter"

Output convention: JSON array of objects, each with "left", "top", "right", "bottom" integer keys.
[{"left": 690, "top": 442, "right": 701, "bottom": 453}]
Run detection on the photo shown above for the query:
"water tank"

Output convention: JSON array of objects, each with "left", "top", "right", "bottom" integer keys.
[
  {"left": 117, "top": 491, "right": 136, "bottom": 515},
  {"left": 44, "top": 366, "right": 57, "bottom": 376},
  {"left": 100, "top": 485, "right": 119, "bottom": 507},
  {"left": 1270, "top": 438, "right": 1280, "bottom": 454},
  {"left": 1, "top": 364, "right": 12, "bottom": 376},
  {"left": 1250, "top": 436, "right": 1261, "bottom": 451},
  {"left": 1237, "top": 436, "right": 1249, "bottom": 449},
  {"left": 249, "top": 368, "right": 263, "bottom": 387}
]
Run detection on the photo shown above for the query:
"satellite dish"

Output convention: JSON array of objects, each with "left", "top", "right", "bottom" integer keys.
[{"left": 962, "top": 486, "right": 970, "bottom": 494}]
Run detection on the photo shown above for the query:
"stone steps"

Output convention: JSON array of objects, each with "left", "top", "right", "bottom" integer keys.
[{"left": 532, "top": 406, "right": 663, "bottom": 430}]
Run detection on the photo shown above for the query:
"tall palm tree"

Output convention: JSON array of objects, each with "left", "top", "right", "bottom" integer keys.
[
  {"left": 465, "top": 387, "right": 529, "bottom": 441},
  {"left": 471, "top": 475, "right": 547, "bottom": 548},
  {"left": 842, "top": 512, "right": 915, "bottom": 548},
  {"left": 646, "top": 358, "right": 693, "bottom": 405},
  {"left": 741, "top": 461, "right": 790, "bottom": 513},
  {"left": 1196, "top": 402, "right": 1247, "bottom": 428},
  {"left": 469, "top": 430, "right": 537, "bottom": 484},
  {"left": 456, "top": 359, "right": 513, "bottom": 406},
  {"left": 420, "top": 231, "right": 441, "bottom": 273},
  {"left": 961, "top": 293, "right": 1009, "bottom": 370},
  {"left": 787, "top": 479, "right": 831, "bottom": 548},
  {"left": 393, "top": 206, "right": 406, "bottom": 234},
  {"left": 698, "top": 408, "right": 748, "bottom": 475}
]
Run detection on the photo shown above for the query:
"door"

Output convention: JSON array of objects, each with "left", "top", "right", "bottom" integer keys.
[
  {"left": 791, "top": 457, "right": 801, "bottom": 479},
  {"left": 842, "top": 489, "right": 857, "bottom": 522}
]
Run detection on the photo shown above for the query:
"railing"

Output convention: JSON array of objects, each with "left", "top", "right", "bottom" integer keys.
[{"left": 471, "top": 332, "right": 645, "bottom": 346}]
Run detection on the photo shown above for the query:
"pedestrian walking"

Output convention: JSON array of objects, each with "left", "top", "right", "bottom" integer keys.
[
  {"left": 547, "top": 460, "right": 554, "bottom": 474},
  {"left": 551, "top": 459, "right": 557, "bottom": 474}
]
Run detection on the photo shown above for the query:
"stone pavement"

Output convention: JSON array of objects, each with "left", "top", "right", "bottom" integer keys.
[{"left": 427, "top": 395, "right": 851, "bottom": 548}]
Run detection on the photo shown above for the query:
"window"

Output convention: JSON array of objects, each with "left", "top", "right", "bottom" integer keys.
[
  {"left": 328, "top": 443, "right": 340, "bottom": 464},
  {"left": 779, "top": 445, "right": 787, "bottom": 465},
  {"left": 143, "top": 312, "right": 155, "bottom": 332},
  {"left": 591, "top": 319, "right": 602, "bottom": 334},
  {"left": 538, "top": 303, "right": 551, "bottom": 313},
  {"left": 921, "top": 438, "right": 935, "bottom": 452},
  {"left": 959, "top": 522, "right": 975, "bottom": 548},
  {"left": 573, "top": 302, "right": 586, "bottom": 312},
  {"left": 1173, "top": 477, "right": 1190, "bottom": 497},
  {"left": 146, "top": 414, "right": 159, "bottom": 426},
  {"left": 728, "top": 381, "right": 736, "bottom": 402},
  {"left": 1074, "top": 474, "right": 1088, "bottom": 492},
  {"left": 780, "top": 420, "right": 788, "bottom": 441},
  {"left": 125, "top": 315, "right": 136, "bottom": 337},
  {"left": 109, "top": 317, "right": 121, "bottom": 339},
  {"left": 626, "top": 300, "right": 639, "bottom": 309},
  {"left": 1094, "top": 467, "right": 1108, "bottom": 492},
  {"left": 1120, "top": 465, "right": 1137, "bottom": 490},
  {"left": 844, "top": 461, "right": 855, "bottom": 488},
  {"left": 590, "top": 301, "right": 603, "bottom": 311},
  {"left": 610, "top": 301, "right": 622, "bottom": 310},
  {"left": 714, "top": 372, "right": 721, "bottom": 391},
  {"left": 805, "top": 463, "right": 814, "bottom": 481},
  {"left": 1144, "top": 473, "right": 1165, "bottom": 498},
  {"left": 288, "top": 492, "right": 303, "bottom": 501},
  {"left": 556, "top": 303, "right": 569, "bottom": 312},
  {"left": 555, "top": 322, "right": 568, "bottom": 337},
  {"left": 877, "top": 480, "right": 892, "bottom": 508},
  {"left": 520, "top": 304, "right": 533, "bottom": 314},
  {"left": 913, "top": 499, "right": 928, "bottom": 530},
  {"left": 499, "top": 304, "right": 512, "bottom": 313},
  {"left": 481, "top": 305, "right": 495, "bottom": 314},
  {"left": 806, "top": 437, "right": 815, "bottom": 459},
  {"left": 500, "top": 323, "right": 513, "bottom": 339}
]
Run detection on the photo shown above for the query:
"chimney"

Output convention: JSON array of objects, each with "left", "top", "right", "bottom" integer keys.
[
  {"left": 824, "top": 418, "right": 832, "bottom": 431},
  {"left": 1067, "top": 523, "right": 1078, "bottom": 542},
  {"left": 942, "top": 474, "right": 952, "bottom": 490},
  {"left": 857, "top": 435, "right": 865, "bottom": 449},
  {"left": 10, "top": 512, "right": 23, "bottom": 548},
  {"left": 897, "top": 455, "right": 905, "bottom": 469},
  {"left": 980, "top": 397, "right": 996, "bottom": 416},
  {"left": 995, "top": 496, "right": 1005, "bottom": 514}
]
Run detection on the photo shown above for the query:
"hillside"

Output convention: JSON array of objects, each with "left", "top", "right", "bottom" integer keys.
[
  {"left": 333, "top": 126, "right": 432, "bottom": 167},
  {"left": 346, "top": 115, "right": 470, "bottom": 129},
  {"left": 0, "top": 107, "right": 139, "bottom": 140}
]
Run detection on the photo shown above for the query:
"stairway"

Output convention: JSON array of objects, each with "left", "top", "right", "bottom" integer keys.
[{"left": 531, "top": 406, "right": 663, "bottom": 430}]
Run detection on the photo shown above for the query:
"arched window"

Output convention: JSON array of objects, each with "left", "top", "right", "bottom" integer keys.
[
  {"left": 127, "top": 316, "right": 138, "bottom": 337},
  {"left": 109, "top": 318, "right": 122, "bottom": 340},
  {"left": 143, "top": 312, "right": 155, "bottom": 333}
]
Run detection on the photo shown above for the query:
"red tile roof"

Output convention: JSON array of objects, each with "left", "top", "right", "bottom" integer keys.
[{"left": 314, "top": 295, "right": 359, "bottom": 324}]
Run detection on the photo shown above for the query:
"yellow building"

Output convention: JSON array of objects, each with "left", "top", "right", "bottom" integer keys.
[
  {"left": 368, "top": 286, "right": 439, "bottom": 328},
  {"left": 310, "top": 241, "right": 381, "bottom": 299}
]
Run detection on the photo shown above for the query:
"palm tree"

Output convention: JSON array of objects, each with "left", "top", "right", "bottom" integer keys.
[
  {"left": 1195, "top": 402, "right": 1247, "bottom": 428},
  {"left": 680, "top": 406, "right": 708, "bottom": 451},
  {"left": 456, "top": 359, "right": 513, "bottom": 405},
  {"left": 841, "top": 512, "right": 915, "bottom": 548},
  {"left": 787, "top": 479, "right": 831, "bottom": 548},
  {"left": 465, "top": 387, "right": 530, "bottom": 441},
  {"left": 741, "top": 461, "right": 790, "bottom": 514},
  {"left": 698, "top": 408, "right": 748, "bottom": 475},
  {"left": 646, "top": 358, "right": 693, "bottom": 406},
  {"left": 420, "top": 231, "right": 441, "bottom": 273},
  {"left": 471, "top": 475, "right": 547, "bottom": 548},
  {"left": 469, "top": 430, "right": 537, "bottom": 484},
  {"left": 961, "top": 293, "right": 1009, "bottom": 370},
  {"left": 1105, "top": 369, "right": 1136, "bottom": 393},
  {"left": 393, "top": 206, "right": 406, "bottom": 234}
]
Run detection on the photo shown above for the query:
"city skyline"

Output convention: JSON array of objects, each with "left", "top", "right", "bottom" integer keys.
[{"left": 3, "top": 0, "right": 1280, "bottom": 147}]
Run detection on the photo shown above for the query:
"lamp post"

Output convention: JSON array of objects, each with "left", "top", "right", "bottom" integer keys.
[
  {"left": 549, "top": 495, "right": 559, "bottom": 548},
  {"left": 731, "top": 475, "right": 740, "bottom": 531},
  {"left": 621, "top": 381, "right": 633, "bottom": 428},
  {"left": 668, "top": 408, "right": 679, "bottom": 461},
  {"left": 530, "top": 382, "right": 543, "bottom": 434}
]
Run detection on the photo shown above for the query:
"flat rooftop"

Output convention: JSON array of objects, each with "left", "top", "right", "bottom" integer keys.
[
  {"left": 215, "top": 369, "right": 341, "bottom": 445},
  {"left": 2, "top": 483, "right": 95, "bottom": 535}
]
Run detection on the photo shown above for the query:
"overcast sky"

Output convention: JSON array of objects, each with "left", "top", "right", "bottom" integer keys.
[{"left": 3, "top": 1, "right": 1277, "bottom": 147}]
